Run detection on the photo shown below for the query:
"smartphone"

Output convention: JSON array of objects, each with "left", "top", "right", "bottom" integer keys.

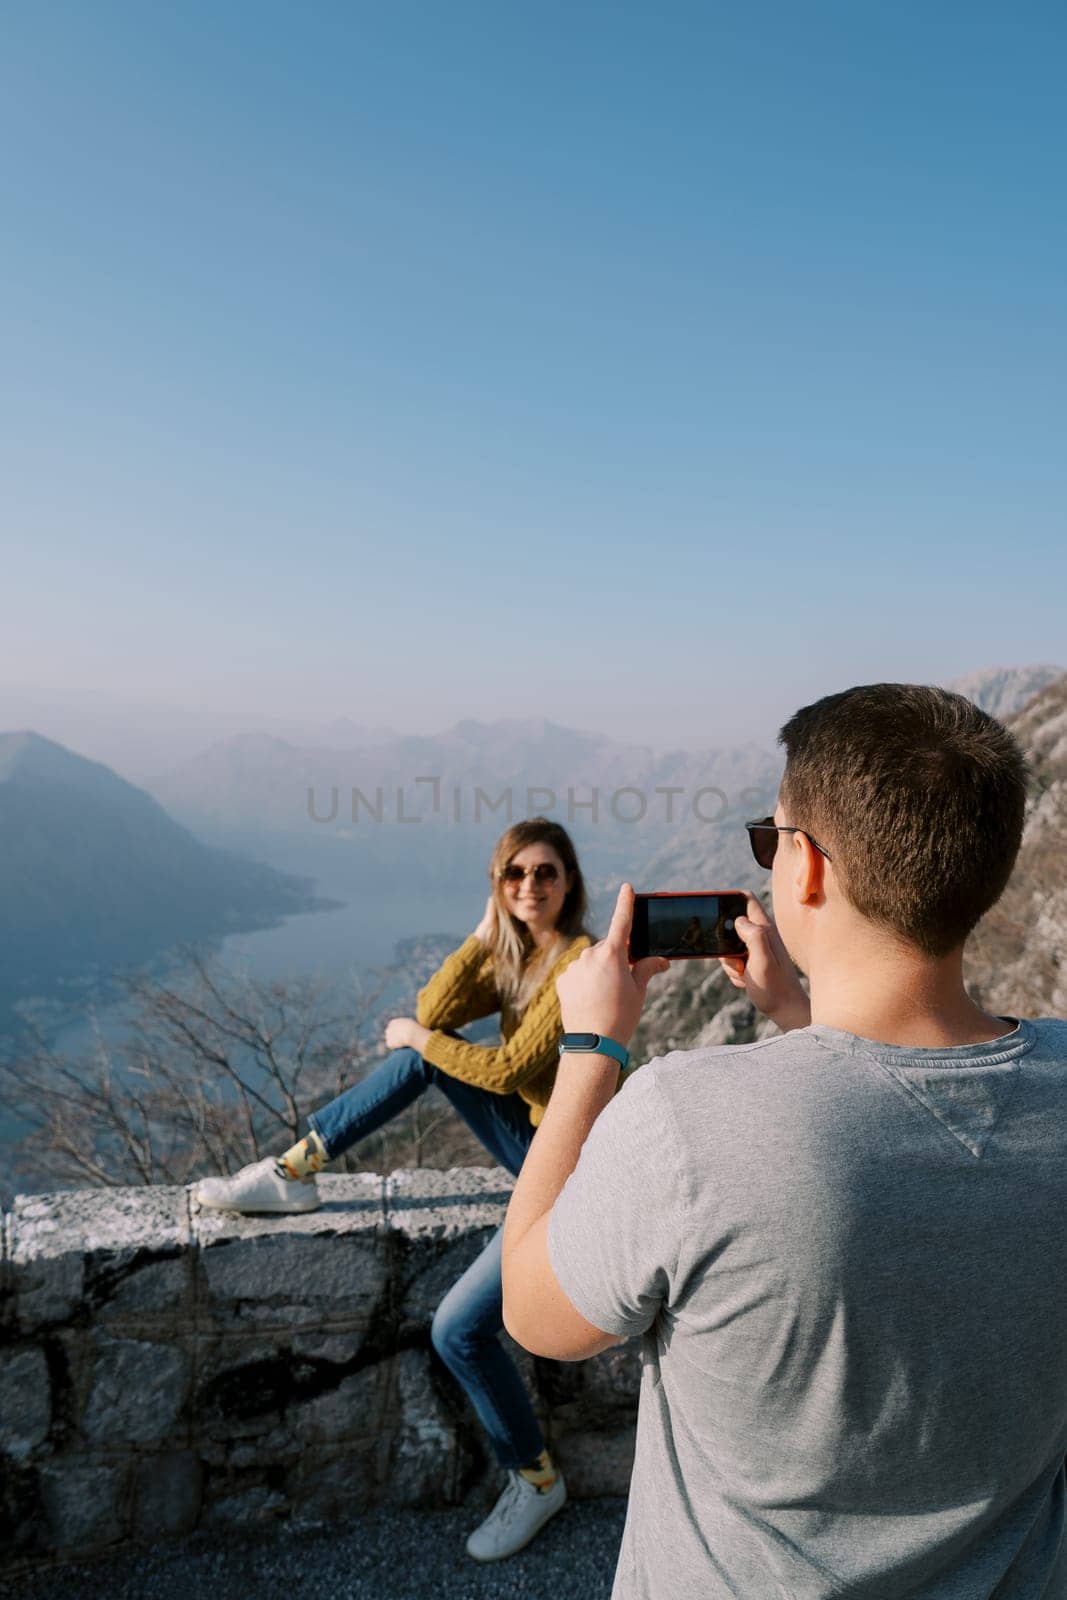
[{"left": 629, "top": 891, "right": 749, "bottom": 961}]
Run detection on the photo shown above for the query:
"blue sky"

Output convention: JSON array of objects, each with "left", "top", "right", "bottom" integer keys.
[{"left": 2, "top": 1, "right": 1064, "bottom": 749}]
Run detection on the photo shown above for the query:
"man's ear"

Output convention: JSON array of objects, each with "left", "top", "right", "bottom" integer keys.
[{"left": 792, "top": 831, "right": 826, "bottom": 905}]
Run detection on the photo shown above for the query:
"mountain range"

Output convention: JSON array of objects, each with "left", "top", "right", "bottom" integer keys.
[
  {"left": 0, "top": 684, "right": 398, "bottom": 785},
  {"left": 0, "top": 732, "right": 329, "bottom": 1031},
  {"left": 945, "top": 663, "right": 1064, "bottom": 721},
  {"left": 4, "top": 662, "right": 1059, "bottom": 799},
  {"left": 134, "top": 716, "right": 785, "bottom": 932},
  {"left": 0, "top": 662, "right": 1060, "bottom": 1043}
]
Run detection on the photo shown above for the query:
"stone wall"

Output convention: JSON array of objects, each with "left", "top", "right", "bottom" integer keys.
[{"left": 0, "top": 1169, "right": 639, "bottom": 1572}]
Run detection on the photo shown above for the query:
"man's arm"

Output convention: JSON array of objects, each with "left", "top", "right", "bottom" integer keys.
[
  {"left": 501, "top": 1050, "right": 625, "bottom": 1359},
  {"left": 501, "top": 884, "right": 670, "bottom": 1360}
]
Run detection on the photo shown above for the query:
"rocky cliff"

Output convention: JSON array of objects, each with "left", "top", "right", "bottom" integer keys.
[{"left": 965, "top": 672, "right": 1067, "bottom": 1018}]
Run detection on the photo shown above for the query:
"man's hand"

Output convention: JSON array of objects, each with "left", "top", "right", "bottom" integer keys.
[
  {"left": 557, "top": 883, "right": 670, "bottom": 1046},
  {"left": 718, "top": 897, "right": 811, "bottom": 1032}
]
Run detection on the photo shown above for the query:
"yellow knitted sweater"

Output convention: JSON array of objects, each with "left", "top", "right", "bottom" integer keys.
[{"left": 416, "top": 932, "right": 594, "bottom": 1127}]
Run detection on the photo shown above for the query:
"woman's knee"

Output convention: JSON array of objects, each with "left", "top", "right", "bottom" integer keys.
[
  {"left": 430, "top": 1289, "right": 490, "bottom": 1363},
  {"left": 430, "top": 1299, "right": 466, "bottom": 1362},
  {"left": 388, "top": 1045, "right": 434, "bottom": 1083}
]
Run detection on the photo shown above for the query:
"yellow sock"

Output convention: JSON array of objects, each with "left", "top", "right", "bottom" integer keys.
[
  {"left": 274, "top": 1129, "right": 328, "bottom": 1181},
  {"left": 518, "top": 1448, "right": 557, "bottom": 1493}
]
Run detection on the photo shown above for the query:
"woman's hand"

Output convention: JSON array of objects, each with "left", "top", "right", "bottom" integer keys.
[
  {"left": 385, "top": 1016, "right": 417, "bottom": 1050},
  {"left": 718, "top": 896, "right": 811, "bottom": 1032},
  {"left": 385, "top": 1016, "right": 432, "bottom": 1053},
  {"left": 473, "top": 893, "right": 498, "bottom": 945}
]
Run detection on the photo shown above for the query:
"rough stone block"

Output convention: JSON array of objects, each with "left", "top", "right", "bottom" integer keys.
[
  {"left": 201, "top": 1482, "right": 288, "bottom": 1527},
  {"left": 291, "top": 1361, "right": 390, "bottom": 1445},
  {"left": 192, "top": 1173, "right": 387, "bottom": 1332},
  {"left": 286, "top": 1442, "right": 381, "bottom": 1525},
  {"left": 552, "top": 1424, "right": 636, "bottom": 1498},
  {"left": 290, "top": 1327, "right": 369, "bottom": 1364},
  {"left": 379, "top": 1346, "right": 470, "bottom": 1508},
  {"left": 385, "top": 1166, "right": 513, "bottom": 1243},
  {"left": 38, "top": 1460, "right": 127, "bottom": 1549},
  {"left": 10, "top": 1226, "right": 83, "bottom": 1330},
  {"left": 194, "top": 1335, "right": 293, "bottom": 1442},
  {"left": 82, "top": 1333, "right": 191, "bottom": 1447},
  {"left": 0, "top": 1166, "right": 644, "bottom": 1568},
  {"left": 9, "top": 1187, "right": 190, "bottom": 1330},
  {"left": 132, "top": 1450, "right": 203, "bottom": 1539},
  {"left": 0, "top": 1460, "right": 47, "bottom": 1558},
  {"left": 0, "top": 1210, "right": 15, "bottom": 1332},
  {"left": 193, "top": 1327, "right": 390, "bottom": 1460},
  {"left": 201, "top": 1370, "right": 388, "bottom": 1472},
  {"left": 222, "top": 1427, "right": 301, "bottom": 1470},
  {"left": 0, "top": 1345, "right": 51, "bottom": 1461}
]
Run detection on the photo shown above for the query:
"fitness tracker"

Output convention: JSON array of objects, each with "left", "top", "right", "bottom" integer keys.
[{"left": 558, "top": 1032, "right": 631, "bottom": 1071}]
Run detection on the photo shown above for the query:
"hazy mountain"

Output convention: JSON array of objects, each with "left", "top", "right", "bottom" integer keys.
[
  {"left": 0, "top": 685, "right": 398, "bottom": 786},
  {"left": 145, "top": 716, "right": 780, "bottom": 842},
  {"left": 946, "top": 663, "right": 1064, "bottom": 721},
  {"left": 3, "top": 666, "right": 1057, "bottom": 1047},
  {"left": 141, "top": 671, "right": 1067, "bottom": 938},
  {"left": 2, "top": 667, "right": 1057, "bottom": 797},
  {"left": 0, "top": 732, "right": 331, "bottom": 1028},
  {"left": 139, "top": 717, "right": 783, "bottom": 934}
]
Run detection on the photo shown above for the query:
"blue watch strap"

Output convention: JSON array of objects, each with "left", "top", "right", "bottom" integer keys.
[{"left": 558, "top": 1032, "right": 630, "bottom": 1070}]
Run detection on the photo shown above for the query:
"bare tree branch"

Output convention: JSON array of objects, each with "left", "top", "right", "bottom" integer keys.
[{"left": 0, "top": 943, "right": 493, "bottom": 1193}]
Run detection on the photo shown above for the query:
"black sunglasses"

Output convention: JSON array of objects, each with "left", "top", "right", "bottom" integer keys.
[{"left": 745, "top": 816, "right": 833, "bottom": 870}]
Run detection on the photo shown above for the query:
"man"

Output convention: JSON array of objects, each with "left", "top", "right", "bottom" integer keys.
[{"left": 502, "top": 683, "right": 1067, "bottom": 1598}]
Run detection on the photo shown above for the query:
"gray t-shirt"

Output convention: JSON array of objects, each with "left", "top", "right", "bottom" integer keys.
[{"left": 547, "top": 1017, "right": 1067, "bottom": 1598}]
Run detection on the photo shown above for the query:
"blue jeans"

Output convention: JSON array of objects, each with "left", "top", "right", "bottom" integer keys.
[{"left": 307, "top": 1045, "right": 545, "bottom": 1470}]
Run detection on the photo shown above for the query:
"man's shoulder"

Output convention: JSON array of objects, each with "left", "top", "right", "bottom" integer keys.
[
  {"left": 647, "top": 1029, "right": 806, "bottom": 1075},
  {"left": 1023, "top": 1016, "right": 1067, "bottom": 1053},
  {"left": 610, "top": 1035, "right": 802, "bottom": 1159},
  {"left": 626, "top": 1030, "right": 805, "bottom": 1102}
]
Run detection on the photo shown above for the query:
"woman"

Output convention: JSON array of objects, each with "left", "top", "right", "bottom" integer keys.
[{"left": 196, "top": 817, "right": 594, "bottom": 1562}]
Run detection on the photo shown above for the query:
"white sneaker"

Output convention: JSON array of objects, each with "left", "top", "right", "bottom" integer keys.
[
  {"left": 195, "top": 1157, "right": 321, "bottom": 1215},
  {"left": 465, "top": 1468, "right": 567, "bottom": 1562}
]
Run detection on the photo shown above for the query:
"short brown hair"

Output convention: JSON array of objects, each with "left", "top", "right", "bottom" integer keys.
[{"left": 778, "top": 683, "right": 1030, "bottom": 957}]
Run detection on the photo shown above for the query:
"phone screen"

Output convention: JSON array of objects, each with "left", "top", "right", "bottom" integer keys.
[{"left": 629, "top": 892, "right": 748, "bottom": 960}]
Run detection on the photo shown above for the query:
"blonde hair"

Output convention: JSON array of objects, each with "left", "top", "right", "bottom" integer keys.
[{"left": 485, "top": 818, "right": 591, "bottom": 1012}]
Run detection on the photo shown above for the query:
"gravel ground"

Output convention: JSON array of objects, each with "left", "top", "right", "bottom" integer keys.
[{"left": 19, "top": 1497, "right": 629, "bottom": 1600}]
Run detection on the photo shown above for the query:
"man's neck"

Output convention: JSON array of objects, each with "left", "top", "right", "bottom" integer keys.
[{"left": 806, "top": 940, "right": 1013, "bottom": 1049}]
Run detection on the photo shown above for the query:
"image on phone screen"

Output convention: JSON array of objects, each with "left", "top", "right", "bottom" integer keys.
[{"left": 630, "top": 893, "right": 747, "bottom": 959}]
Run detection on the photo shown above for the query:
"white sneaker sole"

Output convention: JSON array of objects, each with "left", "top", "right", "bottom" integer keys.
[{"left": 194, "top": 1183, "right": 321, "bottom": 1215}]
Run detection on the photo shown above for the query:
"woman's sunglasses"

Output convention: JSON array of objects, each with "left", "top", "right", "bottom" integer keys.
[
  {"left": 499, "top": 862, "right": 560, "bottom": 887},
  {"left": 745, "top": 817, "right": 833, "bottom": 871}
]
